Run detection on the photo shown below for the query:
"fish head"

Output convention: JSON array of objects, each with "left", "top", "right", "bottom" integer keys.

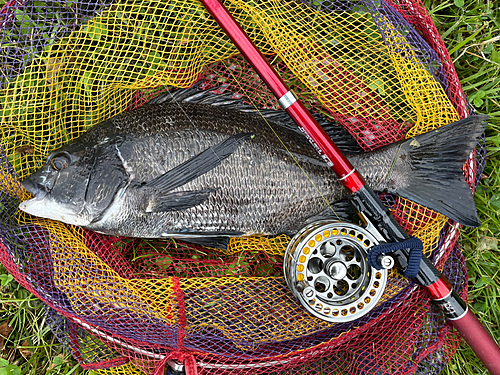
[{"left": 19, "top": 145, "right": 97, "bottom": 226}]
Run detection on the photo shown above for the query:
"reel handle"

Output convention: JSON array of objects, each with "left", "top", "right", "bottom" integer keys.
[{"left": 198, "top": 0, "right": 500, "bottom": 372}]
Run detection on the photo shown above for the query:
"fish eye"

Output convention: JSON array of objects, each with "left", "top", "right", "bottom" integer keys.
[{"left": 50, "top": 154, "right": 70, "bottom": 171}]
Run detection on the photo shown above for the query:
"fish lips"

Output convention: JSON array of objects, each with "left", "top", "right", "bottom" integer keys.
[
  {"left": 19, "top": 178, "right": 91, "bottom": 226},
  {"left": 21, "top": 178, "right": 49, "bottom": 200}
]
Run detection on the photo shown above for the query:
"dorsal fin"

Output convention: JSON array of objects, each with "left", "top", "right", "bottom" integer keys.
[{"left": 147, "top": 82, "right": 363, "bottom": 154}]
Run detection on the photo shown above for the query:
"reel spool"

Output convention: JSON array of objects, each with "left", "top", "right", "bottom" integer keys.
[{"left": 284, "top": 220, "right": 388, "bottom": 323}]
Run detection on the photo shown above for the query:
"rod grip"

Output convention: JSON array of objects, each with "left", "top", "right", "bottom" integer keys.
[{"left": 451, "top": 309, "right": 500, "bottom": 374}]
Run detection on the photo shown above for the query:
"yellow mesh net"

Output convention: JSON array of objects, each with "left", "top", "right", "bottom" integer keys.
[{"left": 1, "top": 0, "right": 458, "bottom": 179}]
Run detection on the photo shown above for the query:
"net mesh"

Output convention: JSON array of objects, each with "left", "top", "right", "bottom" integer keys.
[{"left": 0, "top": 0, "right": 484, "bottom": 374}]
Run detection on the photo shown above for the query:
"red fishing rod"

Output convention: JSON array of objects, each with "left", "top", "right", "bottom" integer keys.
[{"left": 197, "top": 0, "right": 500, "bottom": 373}]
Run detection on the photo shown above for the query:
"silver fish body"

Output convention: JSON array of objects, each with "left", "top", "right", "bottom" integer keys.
[{"left": 19, "top": 99, "right": 487, "bottom": 240}]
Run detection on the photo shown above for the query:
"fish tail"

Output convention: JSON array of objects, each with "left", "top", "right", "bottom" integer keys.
[{"left": 387, "top": 115, "right": 488, "bottom": 227}]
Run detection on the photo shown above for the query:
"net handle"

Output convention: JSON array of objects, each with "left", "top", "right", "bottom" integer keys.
[{"left": 198, "top": 1, "right": 500, "bottom": 372}]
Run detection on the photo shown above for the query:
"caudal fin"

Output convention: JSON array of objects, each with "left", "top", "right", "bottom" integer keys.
[{"left": 389, "top": 115, "right": 488, "bottom": 227}]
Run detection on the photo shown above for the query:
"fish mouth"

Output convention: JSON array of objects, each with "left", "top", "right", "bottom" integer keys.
[{"left": 21, "top": 178, "right": 49, "bottom": 200}]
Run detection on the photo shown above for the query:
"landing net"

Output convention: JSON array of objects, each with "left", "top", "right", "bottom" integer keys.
[{"left": 0, "top": 0, "right": 485, "bottom": 374}]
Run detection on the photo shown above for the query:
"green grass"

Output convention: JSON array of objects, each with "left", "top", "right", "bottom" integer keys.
[
  {"left": 0, "top": 264, "right": 84, "bottom": 374},
  {"left": 0, "top": 0, "right": 499, "bottom": 374},
  {"left": 427, "top": 0, "right": 500, "bottom": 373}
]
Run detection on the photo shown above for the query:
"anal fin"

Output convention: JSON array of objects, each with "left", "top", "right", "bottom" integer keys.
[
  {"left": 164, "top": 231, "right": 245, "bottom": 251},
  {"left": 182, "top": 236, "right": 231, "bottom": 251},
  {"left": 304, "top": 200, "right": 356, "bottom": 225}
]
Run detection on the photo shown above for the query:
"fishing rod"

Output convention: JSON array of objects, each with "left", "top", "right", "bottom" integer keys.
[{"left": 194, "top": 0, "right": 500, "bottom": 373}]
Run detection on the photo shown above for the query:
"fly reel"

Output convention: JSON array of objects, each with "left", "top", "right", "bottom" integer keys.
[{"left": 284, "top": 220, "right": 388, "bottom": 323}]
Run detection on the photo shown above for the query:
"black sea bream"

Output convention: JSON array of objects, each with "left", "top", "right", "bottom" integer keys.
[{"left": 19, "top": 88, "right": 487, "bottom": 245}]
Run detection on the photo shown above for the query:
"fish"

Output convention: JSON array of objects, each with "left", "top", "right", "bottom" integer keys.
[{"left": 18, "top": 86, "right": 487, "bottom": 248}]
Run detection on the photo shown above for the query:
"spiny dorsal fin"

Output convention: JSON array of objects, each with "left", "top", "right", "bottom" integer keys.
[{"left": 147, "top": 82, "right": 363, "bottom": 154}]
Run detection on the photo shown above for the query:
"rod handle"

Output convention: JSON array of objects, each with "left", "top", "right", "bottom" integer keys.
[{"left": 450, "top": 309, "right": 500, "bottom": 374}]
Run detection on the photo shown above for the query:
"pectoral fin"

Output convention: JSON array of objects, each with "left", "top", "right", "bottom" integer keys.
[
  {"left": 147, "top": 189, "right": 217, "bottom": 213},
  {"left": 143, "top": 132, "right": 253, "bottom": 193}
]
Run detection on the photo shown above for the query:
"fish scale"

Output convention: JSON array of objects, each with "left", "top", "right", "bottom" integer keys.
[
  {"left": 106, "top": 104, "right": 339, "bottom": 235},
  {"left": 159, "top": 143, "right": 336, "bottom": 235},
  {"left": 18, "top": 100, "right": 487, "bottom": 244}
]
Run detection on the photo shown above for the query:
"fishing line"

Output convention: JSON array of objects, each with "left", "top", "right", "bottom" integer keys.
[
  {"left": 384, "top": 143, "right": 404, "bottom": 185},
  {"left": 220, "top": 60, "right": 342, "bottom": 221},
  {"left": 166, "top": 89, "right": 226, "bottom": 167}
]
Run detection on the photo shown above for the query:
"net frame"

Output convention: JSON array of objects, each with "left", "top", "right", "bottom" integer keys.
[{"left": 0, "top": 0, "right": 485, "bottom": 374}]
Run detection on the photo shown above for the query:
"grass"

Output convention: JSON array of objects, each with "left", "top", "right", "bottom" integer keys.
[
  {"left": 426, "top": 0, "right": 500, "bottom": 373},
  {"left": 0, "top": 0, "right": 499, "bottom": 374},
  {"left": 0, "top": 264, "right": 83, "bottom": 374}
]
